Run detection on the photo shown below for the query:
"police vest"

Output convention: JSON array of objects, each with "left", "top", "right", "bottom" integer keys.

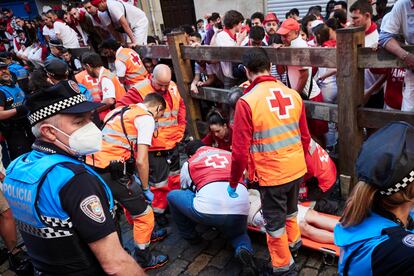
[
  {"left": 335, "top": 212, "right": 414, "bottom": 276},
  {"left": 241, "top": 79, "right": 306, "bottom": 186},
  {"left": 0, "top": 84, "right": 25, "bottom": 109},
  {"left": 8, "top": 63, "right": 28, "bottom": 80},
  {"left": 188, "top": 147, "right": 235, "bottom": 191},
  {"left": 116, "top": 47, "right": 148, "bottom": 87},
  {"left": 133, "top": 79, "right": 185, "bottom": 151},
  {"left": 3, "top": 151, "right": 114, "bottom": 274},
  {"left": 86, "top": 104, "right": 150, "bottom": 169}
]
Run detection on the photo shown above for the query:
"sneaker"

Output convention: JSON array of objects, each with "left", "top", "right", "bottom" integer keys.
[
  {"left": 133, "top": 248, "right": 168, "bottom": 271},
  {"left": 236, "top": 247, "right": 258, "bottom": 276},
  {"left": 261, "top": 262, "right": 297, "bottom": 276},
  {"left": 151, "top": 227, "right": 168, "bottom": 243},
  {"left": 155, "top": 213, "right": 169, "bottom": 227}
]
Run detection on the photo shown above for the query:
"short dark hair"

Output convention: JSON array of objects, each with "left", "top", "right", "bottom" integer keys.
[
  {"left": 333, "top": 9, "right": 347, "bottom": 25},
  {"left": 223, "top": 10, "right": 244, "bottom": 29},
  {"left": 301, "top": 14, "right": 317, "bottom": 36},
  {"left": 267, "top": 34, "right": 283, "bottom": 45},
  {"left": 313, "top": 24, "right": 330, "bottom": 46},
  {"left": 184, "top": 140, "right": 205, "bottom": 157},
  {"left": 336, "top": 1, "right": 348, "bottom": 10},
  {"left": 2, "top": 9, "right": 11, "bottom": 14},
  {"left": 67, "top": 5, "right": 77, "bottom": 12},
  {"left": 250, "top": 12, "right": 264, "bottom": 22},
  {"left": 249, "top": 26, "right": 265, "bottom": 41},
  {"left": 288, "top": 8, "right": 300, "bottom": 16},
  {"left": 189, "top": 32, "right": 202, "bottom": 40},
  {"left": 61, "top": 48, "right": 71, "bottom": 55},
  {"left": 81, "top": 52, "right": 103, "bottom": 68},
  {"left": 350, "top": 0, "right": 373, "bottom": 15},
  {"left": 242, "top": 48, "right": 270, "bottom": 74},
  {"left": 180, "top": 24, "right": 194, "bottom": 35},
  {"left": 326, "top": 17, "right": 340, "bottom": 30},
  {"left": 208, "top": 12, "right": 220, "bottom": 23},
  {"left": 143, "top": 92, "right": 167, "bottom": 110},
  {"left": 100, "top": 38, "right": 120, "bottom": 51},
  {"left": 196, "top": 19, "right": 204, "bottom": 24},
  {"left": 207, "top": 109, "right": 226, "bottom": 126}
]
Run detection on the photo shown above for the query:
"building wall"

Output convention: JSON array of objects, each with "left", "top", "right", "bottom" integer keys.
[
  {"left": 193, "top": 0, "right": 264, "bottom": 21},
  {"left": 35, "top": 0, "right": 61, "bottom": 13}
]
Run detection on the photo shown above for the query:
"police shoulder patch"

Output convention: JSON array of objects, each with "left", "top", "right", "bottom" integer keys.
[
  {"left": 68, "top": 80, "right": 80, "bottom": 93},
  {"left": 402, "top": 234, "right": 414, "bottom": 248},
  {"left": 80, "top": 195, "right": 106, "bottom": 223}
]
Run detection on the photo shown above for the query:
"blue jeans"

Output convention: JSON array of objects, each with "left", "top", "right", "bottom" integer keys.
[{"left": 167, "top": 189, "right": 253, "bottom": 253}]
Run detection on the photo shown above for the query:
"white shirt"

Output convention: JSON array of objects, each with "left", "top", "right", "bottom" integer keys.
[
  {"left": 42, "top": 25, "right": 57, "bottom": 40},
  {"left": 90, "top": 11, "right": 111, "bottom": 29},
  {"left": 364, "top": 27, "right": 380, "bottom": 91},
  {"left": 134, "top": 103, "right": 155, "bottom": 146},
  {"left": 98, "top": 67, "right": 116, "bottom": 100},
  {"left": 381, "top": 0, "right": 414, "bottom": 45},
  {"left": 115, "top": 46, "right": 127, "bottom": 78},
  {"left": 53, "top": 21, "right": 80, "bottom": 48},
  {"left": 107, "top": 0, "right": 147, "bottom": 29},
  {"left": 180, "top": 161, "right": 250, "bottom": 215},
  {"left": 215, "top": 31, "right": 237, "bottom": 78},
  {"left": 288, "top": 36, "right": 321, "bottom": 99}
]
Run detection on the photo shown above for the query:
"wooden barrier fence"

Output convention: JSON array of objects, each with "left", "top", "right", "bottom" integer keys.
[{"left": 136, "top": 27, "right": 414, "bottom": 197}]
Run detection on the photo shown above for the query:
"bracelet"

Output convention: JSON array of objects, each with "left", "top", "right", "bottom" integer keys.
[{"left": 401, "top": 51, "right": 410, "bottom": 61}]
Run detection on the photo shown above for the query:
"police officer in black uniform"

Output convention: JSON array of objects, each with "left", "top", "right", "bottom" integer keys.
[
  {"left": 0, "top": 62, "right": 34, "bottom": 161},
  {"left": 335, "top": 121, "right": 414, "bottom": 275},
  {"left": 2, "top": 81, "right": 144, "bottom": 275}
]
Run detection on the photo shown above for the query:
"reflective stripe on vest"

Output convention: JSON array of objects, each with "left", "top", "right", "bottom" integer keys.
[
  {"left": 116, "top": 48, "right": 148, "bottom": 85},
  {"left": 86, "top": 105, "right": 150, "bottom": 168},
  {"left": 0, "top": 85, "right": 25, "bottom": 109},
  {"left": 242, "top": 80, "right": 306, "bottom": 186}
]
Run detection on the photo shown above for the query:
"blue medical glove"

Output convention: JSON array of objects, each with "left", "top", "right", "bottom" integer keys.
[
  {"left": 143, "top": 188, "right": 154, "bottom": 202},
  {"left": 227, "top": 185, "right": 239, "bottom": 198}
]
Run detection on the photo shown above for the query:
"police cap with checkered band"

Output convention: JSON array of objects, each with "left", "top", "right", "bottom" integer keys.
[
  {"left": 25, "top": 80, "right": 103, "bottom": 126},
  {"left": 356, "top": 121, "right": 414, "bottom": 196}
]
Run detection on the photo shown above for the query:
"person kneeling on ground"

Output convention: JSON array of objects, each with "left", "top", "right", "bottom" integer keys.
[{"left": 167, "top": 140, "right": 258, "bottom": 276}]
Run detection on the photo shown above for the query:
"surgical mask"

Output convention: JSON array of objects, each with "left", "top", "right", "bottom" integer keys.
[{"left": 49, "top": 122, "right": 102, "bottom": 155}]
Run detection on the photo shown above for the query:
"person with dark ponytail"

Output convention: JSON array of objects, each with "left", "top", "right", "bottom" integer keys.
[
  {"left": 201, "top": 109, "right": 233, "bottom": 151},
  {"left": 335, "top": 121, "right": 414, "bottom": 275}
]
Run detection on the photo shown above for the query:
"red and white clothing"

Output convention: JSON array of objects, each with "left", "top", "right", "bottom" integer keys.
[
  {"left": 371, "top": 68, "right": 405, "bottom": 110},
  {"left": 364, "top": 22, "right": 381, "bottom": 93},
  {"left": 215, "top": 29, "right": 237, "bottom": 79},
  {"left": 134, "top": 103, "right": 155, "bottom": 146},
  {"left": 53, "top": 20, "right": 80, "bottom": 48},
  {"left": 42, "top": 25, "right": 57, "bottom": 40},
  {"left": 98, "top": 67, "right": 116, "bottom": 100}
]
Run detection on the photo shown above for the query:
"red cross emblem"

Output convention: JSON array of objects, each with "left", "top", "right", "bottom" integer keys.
[
  {"left": 204, "top": 154, "right": 229, "bottom": 169},
  {"left": 85, "top": 75, "right": 98, "bottom": 85},
  {"left": 129, "top": 52, "right": 141, "bottom": 66},
  {"left": 103, "top": 87, "right": 109, "bottom": 93},
  {"left": 266, "top": 88, "right": 294, "bottom": 119}
]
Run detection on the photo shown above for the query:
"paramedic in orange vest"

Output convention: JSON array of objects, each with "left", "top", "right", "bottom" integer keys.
[
  {"left": 100, "top": 39, "right": 148, "bottom": 90},
  {"left": 86, "top": 93, "right": 168, "bottom": 271},
  {"left": 229, "top": 48, "right": 311, "bottom": 275},
  {"left": 82, "top": 52, "right": 126, "bottom": 122},
  {"left": 117, "top": 64, "right": 186, "bottom": 227},
  {"left": 167, "top": 140, "right": 258, "bottom": 275}
]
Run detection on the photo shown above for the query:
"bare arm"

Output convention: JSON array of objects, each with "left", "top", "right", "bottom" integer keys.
[
  {"left": 200, "top": 74, "right": 216, "bottom": 87},
  {"left": 384, "top": 38, "right": 414, "bottom": 70},
  {"left": 295, "top": 69, "right": 309, "bottom": 95},
  {"left": 118, "top": 16, "right": 136, "bottom": 46},
  {"left": 0, "top": 106, "right": 17, "bottom": 120},
  {"left": 318, "top": 69, "right": 337, "bottom": 81},
  {"left": 89, "top": 232, "right": 144, "bottom": 276},
  {"left": 190, "top": 73, "right": 200, "bottom": 94},
  {"left": 135, "top": 144, "right": 149, "bottom": 190}
]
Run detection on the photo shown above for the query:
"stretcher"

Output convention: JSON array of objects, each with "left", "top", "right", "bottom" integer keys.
[{"left": 247, "top": 201, "right": 340, "bottom": 265}]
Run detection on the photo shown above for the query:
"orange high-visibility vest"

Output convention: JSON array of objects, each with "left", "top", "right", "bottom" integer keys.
[
  {"left": 116, "top": 47, "right": 148, "bottom": 87},
  {"left": 75, "top": 70, "right": 101, "bottom": 102},
  {"left": 242, "top": 80, "right": 306, "bottom": 186},
  {"left": 86, "top": 104, "right": 150, "bottom": 169},
  {"left": 131, "top": 79, "right": 184, "bottom": 151},
  {"left": 98, "top": 68, "right": 126, "bottom": 101}
]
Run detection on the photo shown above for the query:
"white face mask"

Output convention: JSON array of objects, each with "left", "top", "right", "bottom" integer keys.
[{"left": 49, "top": 122, "right": 102, "bottom": 155}]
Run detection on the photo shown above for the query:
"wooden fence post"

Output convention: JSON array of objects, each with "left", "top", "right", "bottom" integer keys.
[
  {"left": 336, "top": 27, "right": 365, "bottom": 197},
  {"left": 167, "top": 32, "right": 202, "bottom": 139}
]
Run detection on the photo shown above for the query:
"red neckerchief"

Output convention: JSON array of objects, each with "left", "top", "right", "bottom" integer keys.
[
  {"left": 223, "top": 28, "right": 236, "bottom": 41},
  {"left": 265, "top": 33, "right": 270, "bottom": 44},
  {"left": 365, "top": 22, "right": 377, "bottom": 35},
  {"left": 79, "top": 10, "right": 86, "bottom": 23},
  {"left": 322, "top": 39, "right": 336, "bottom": 48},
  {"left": 92, "top": 13, "right": 101, "bottom": 24},
  {"left": 55, "top": 19, "right": 65, "bottom": 24},
  {"left": 308, "top": 35, "right": 315, "bottom": 42},
  {"left": 244, "top": 75, "right": 276, "bottom": 94}
]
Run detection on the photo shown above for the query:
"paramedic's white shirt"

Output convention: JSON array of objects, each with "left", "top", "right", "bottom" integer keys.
[
  {"left": 98, "top": 67, "right": 115, "bottom": 100},
  {"left": 107, "top": 0, "right": 147, "bottom": 29},
  {"left": 180, "top": 161, "right": 249, "bottom": 215},
  {"left": 134, "top": 103, "right": 155, "bottom": 146},
  {"left": 53, "top": 21, "right": 80, "bottom": 48}
]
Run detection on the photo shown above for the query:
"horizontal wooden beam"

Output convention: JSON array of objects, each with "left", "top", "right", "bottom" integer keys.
[
  {"left": 358, "top": 45, "right": 414, "bottom": 69},
  {"left": 191, "top": 87, "right": 229, "bottom": 104},
  {"left": 182, "top": 46, "right": 337, "bottom": 68},
  {"left": 358, "top": 107, "right": 414, "bottom": 128},
  {"left": 134, "top": 45, "right": 171, "bottom": 59}
]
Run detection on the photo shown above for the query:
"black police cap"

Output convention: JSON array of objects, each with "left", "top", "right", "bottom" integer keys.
[
  {"left": 356, "top": 121, "right": 414, "bottom": 196},
  {"left": 26, "top": 80, "right": 103, "bottom": 126},
  {"left": 44, "top": 58, "right": 68, "bottom": 76}
]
